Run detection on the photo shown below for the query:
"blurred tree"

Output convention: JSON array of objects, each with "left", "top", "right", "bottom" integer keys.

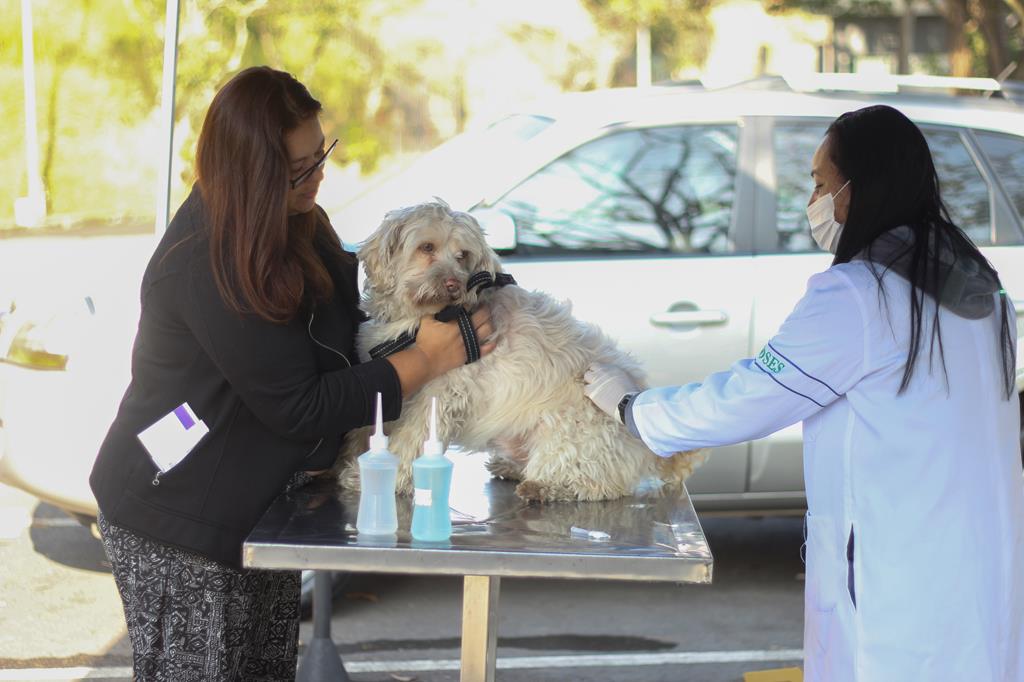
[
  {"left": 763, "top": 0, "right": 1024, "bottom": 80},
  {"left": 173, "top": 0, "right": 430, "bottom": 179},
  {"left": 0, "top": 0, "right": 440, "bottom": 227},
  {"left": 581, "top": 0, "right": 714, "bottom": 84},
  {"left": 504, "top": 24, "right": 603, "bottom": 93},
  {"left": 0, "top": 0, "right": 166, "bottom": 222},
  {"left": 0, "top": 0, "right": 164, "bottom": 212}
]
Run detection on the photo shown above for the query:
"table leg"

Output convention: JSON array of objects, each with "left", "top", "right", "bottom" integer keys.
[
  {"left": 296, "top": 570, "right": 350, "bottom": 682},
  {"left": 460, "top": 575, "right": 501, "bottom": 682}
]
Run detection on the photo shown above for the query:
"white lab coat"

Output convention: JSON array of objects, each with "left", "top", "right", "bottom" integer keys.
[{"left": 631, "top": 261, "right": 1024, "bottom": 681}]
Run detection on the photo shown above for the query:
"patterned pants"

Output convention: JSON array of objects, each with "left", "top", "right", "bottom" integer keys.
[{"left": 98, "top": 475, "right": 312, "bottom": 681}]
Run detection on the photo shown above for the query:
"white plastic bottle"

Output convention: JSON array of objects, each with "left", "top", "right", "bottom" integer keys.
[
  {"left": 410, "top": 397, "right": 453, "bottom": 542},
  {"left": 356, "top": 393, "right": 399, "bottom": 535}
]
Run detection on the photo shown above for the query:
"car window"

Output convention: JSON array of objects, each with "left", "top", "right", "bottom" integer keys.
[
  {"left": 773, "top": 123, "right": 993, "bottom": 250},
  {"left": 923, "top": 129, "right": 992, "bottom": 245},
  {"left": 489, "top": 124, "right": 739, "bottom": 255},
  {"left": 975, "top": 131, "right": 1024, "bottom": 221},
  {"left": 773, "top": 122, "right": 829, "bottom": 252}
]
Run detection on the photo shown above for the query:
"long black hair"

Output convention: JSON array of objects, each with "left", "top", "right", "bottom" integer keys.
[{"left": 828, "top": 104, "right": 1014, "bottom": 398}]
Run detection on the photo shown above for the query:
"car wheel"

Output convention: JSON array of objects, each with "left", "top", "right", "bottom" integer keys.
[{"left": 299, "top": 570, "right": 351, "bottom": 620}]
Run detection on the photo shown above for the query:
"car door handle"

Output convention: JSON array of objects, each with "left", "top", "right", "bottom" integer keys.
[{"left": 650, "top": 309, "right": 729, "bottom": 328}]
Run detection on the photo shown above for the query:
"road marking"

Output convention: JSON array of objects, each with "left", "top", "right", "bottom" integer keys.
[
  {"left": 0, "top": 668, "right": 133, "bottom": 681},
  {"left": 30, "top": 517, "right": 82, "bottom": 528},
  {"left": 0, "top": 509, "right": 82, "bottom": 540},
  {"left": 0, "top": 649, "right": 803, "bottom": 679}
]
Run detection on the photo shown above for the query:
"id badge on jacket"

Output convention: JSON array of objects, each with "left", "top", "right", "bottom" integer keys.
[{"left": 137, "top": 403, "right": 208, "bottom": 482}]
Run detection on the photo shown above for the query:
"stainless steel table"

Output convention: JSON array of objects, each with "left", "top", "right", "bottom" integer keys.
[{"left": 243, "top": 451, "right": 713, "bottom": 682}]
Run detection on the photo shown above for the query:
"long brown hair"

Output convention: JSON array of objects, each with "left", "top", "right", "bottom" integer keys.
[{"left": 196, "top": 66, "right": 343, "bottom": 323}]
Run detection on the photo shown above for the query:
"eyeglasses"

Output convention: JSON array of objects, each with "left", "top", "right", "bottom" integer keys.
[{"left": 290, "top": 138, "right": 338, "bottom": 189}]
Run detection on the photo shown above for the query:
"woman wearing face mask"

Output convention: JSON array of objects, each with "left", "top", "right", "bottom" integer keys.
[{"left": 585, "top": 104, "right": 1023, "bottom": 681}]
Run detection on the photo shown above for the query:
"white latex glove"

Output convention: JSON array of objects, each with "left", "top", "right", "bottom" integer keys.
[{"left": 583, "top": 362, "right": 640, "bottom": 420}]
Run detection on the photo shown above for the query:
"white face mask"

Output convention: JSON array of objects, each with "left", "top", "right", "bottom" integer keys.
[{"left": 806, "top": 180, "right": 850, "bottom": 254}]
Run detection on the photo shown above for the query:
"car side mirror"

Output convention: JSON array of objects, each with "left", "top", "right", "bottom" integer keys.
[{"left": 473, "top": 208, "right": 518, "bottom": 252}]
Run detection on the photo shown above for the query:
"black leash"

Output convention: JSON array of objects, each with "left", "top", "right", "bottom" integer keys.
[
  {"left": 367, "top": 330, "right": 416, "bottom": 359},
  {"left": 466, "top": 271, "right": 516, "bottom": 292},
  {"left": 368, "top": 270, "right": 516, "bottom": 362}
]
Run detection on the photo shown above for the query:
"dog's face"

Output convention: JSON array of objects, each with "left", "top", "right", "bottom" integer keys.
[{"left": 359, "top": 201, "right": 502, "bottom": 321}]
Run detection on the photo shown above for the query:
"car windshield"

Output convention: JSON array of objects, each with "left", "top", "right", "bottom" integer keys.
[{"left": 332, "top": 114, "right": 554, "bottom": 246}]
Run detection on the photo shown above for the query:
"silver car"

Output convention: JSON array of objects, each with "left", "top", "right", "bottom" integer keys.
[
  {"left": 335, "top": 75, "right": 1024, "bottom": 511},
  {"left": 2, "top": 76, "right": 1023, "bottom": 532}
]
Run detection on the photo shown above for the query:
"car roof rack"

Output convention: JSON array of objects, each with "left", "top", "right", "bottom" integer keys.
[
  {"left": 708, "top": 73, "right": 1022, "bottom": 104},
  {"left": 788, "top": 72, "right": 1024, "bottom": 105},
  {"left": 783, "top": 72, "right": 1001, "bottom": 94}
]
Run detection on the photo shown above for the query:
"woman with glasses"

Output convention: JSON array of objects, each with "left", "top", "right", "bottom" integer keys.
[
  {"left": 89, "top": 66, "right": 494, "bottom": 681},
  {"left": 585, "top": 104, "right": 1023, "bottom": 681}
]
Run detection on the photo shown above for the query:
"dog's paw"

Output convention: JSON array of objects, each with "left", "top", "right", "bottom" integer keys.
[
  {"left": 486, "top": 455, "right": 524, "bottom": 481},
  {"left": 515, "top": 479, "right": 550, "bottom": 502}
]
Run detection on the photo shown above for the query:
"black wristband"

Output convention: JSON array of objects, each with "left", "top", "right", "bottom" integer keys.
[{"left": 617, "top": 392, "right": 638, "bottom": 424}]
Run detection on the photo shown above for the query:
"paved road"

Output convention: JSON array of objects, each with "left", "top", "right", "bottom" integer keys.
[{"left": 0, "top": 481, "right": 805, "bottom": 682}]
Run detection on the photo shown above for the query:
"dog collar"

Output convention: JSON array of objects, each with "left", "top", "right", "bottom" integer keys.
[{"left": 367, "top": 270, "right": 515, "bottom": 362}]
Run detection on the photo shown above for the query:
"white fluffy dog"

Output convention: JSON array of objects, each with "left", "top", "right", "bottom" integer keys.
[{"left": 338, "top": 200, "right": 704, "bottom": 502}]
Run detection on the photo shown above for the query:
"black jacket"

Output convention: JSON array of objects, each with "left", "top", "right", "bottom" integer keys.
[{"left": 90, "top": 187, "right": 401, "bottom": 568}]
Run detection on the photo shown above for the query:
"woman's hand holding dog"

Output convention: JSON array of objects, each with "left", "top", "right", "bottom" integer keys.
[
  {"left": 387, "top": 306, "right": 496, "bottom": 397},
  {"left": 418, "top": 306, "right": 496, "bottom": 371}
]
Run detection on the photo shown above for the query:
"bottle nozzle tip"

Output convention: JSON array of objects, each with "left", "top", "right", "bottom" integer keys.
[
  {"left": 370, "top": 392, "right": 388, "bottom": 451},
  {"left": 423, "top": 396, "right": 445, "bottom": 457}
]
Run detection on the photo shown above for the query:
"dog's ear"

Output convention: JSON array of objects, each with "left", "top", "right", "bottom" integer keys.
[{"left": 358, "top": 209, "right": 408, "bottom": 288}]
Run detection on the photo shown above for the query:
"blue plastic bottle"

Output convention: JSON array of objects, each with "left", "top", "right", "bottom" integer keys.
[
  {"left": 410, "top": 397, "right": 453, "bottom": 542},
  {"left": 356, "top": 393, "right": 398, "bottom": 535}
]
